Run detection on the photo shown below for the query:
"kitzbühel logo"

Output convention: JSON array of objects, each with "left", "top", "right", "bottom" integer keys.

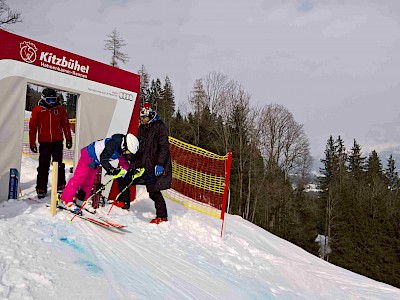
[
  {"left": 119, "top": 92, "right": 134, "bottom": 101},
  {"left": 20, "top": 41, "right": 37, "bottom": 63},
  {"left": 19, "top": 40, "right": 90, "bottom": 78}
]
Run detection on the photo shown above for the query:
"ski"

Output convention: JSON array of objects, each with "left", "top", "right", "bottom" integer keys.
[
  {"left": 73, "top": 213, "right": 112, "bottom": 229},
  {"left": 46, "top": 204, "right": 114, "bottom": 230},
  {"left": 25, "top": 196, "right": 46, "bottom": 204},
  {"left": 98, "top": 216, "right": 126, "bottom": 229},
  {"left": 78, "top": 203, "right": 127, "bottom": 229}
]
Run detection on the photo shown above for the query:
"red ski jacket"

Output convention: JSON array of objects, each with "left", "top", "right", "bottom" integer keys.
[{"left": 29, "top": 101, "right": 72, "bottom": 145}]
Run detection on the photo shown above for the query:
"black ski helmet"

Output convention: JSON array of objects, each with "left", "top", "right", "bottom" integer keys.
[{"left": 41, "top": 88, "right": 58, "bottom": 105}]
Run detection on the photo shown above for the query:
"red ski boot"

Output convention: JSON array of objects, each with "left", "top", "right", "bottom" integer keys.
[{"left": 149, "top": 217, "right": 168, "bottom": 224}]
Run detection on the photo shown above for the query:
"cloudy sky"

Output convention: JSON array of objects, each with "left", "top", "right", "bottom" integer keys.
[{"left": 10, "top": 0, "right": 400, "bottom": 157}]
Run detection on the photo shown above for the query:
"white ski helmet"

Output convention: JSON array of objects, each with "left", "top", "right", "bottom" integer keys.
[{"left": 123, "top": 133, "right": 139, "bottom": 154}]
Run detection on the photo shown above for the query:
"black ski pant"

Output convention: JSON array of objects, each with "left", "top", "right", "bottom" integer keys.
[
  {"left": 115, "top": 170, "right": 153, "bottom": 204},
  {"left": 148, "top": 191, "right": 168, "bottom": 218},
  {"left": 116, "top": 175, "right": 131, "bottom": 203},
  {"left": 36, "top": 141, "right": 65, "bottom": 192}
]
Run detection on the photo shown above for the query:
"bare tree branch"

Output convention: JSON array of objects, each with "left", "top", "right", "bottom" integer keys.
[
  {"left": 258, "top": 103, "right": 312, "bottom": 179},
  {"left": 0, "top": 0, "right": 22, "bottom": 29}
]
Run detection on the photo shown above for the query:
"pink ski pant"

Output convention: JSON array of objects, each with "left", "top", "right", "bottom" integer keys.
[
  {"left": 61, "top": 148, "right": 129, "bottom": 203},
  {"left": 60, "top": 148, "right": 98, "bottom": 203}
]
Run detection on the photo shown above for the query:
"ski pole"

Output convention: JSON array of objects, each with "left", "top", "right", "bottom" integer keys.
[
  {"left": 70, "top": 177, "right": 114, "bottom": 222},
  {"left": 107, "top": 168, "right": 145, "bottom": 215}
]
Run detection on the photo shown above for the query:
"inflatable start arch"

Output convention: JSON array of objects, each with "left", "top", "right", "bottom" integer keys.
[{"left": 0, "top": 29, "right": 140, "bottom": 202}]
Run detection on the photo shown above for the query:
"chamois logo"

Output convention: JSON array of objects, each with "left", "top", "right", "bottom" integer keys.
[{"left": 20, "top": 41, "right": 37, "bottom": 64}]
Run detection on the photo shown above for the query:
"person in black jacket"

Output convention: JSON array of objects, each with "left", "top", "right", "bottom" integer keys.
[{"left": 129, "top": 103, "right": 172, "bottom": 224}]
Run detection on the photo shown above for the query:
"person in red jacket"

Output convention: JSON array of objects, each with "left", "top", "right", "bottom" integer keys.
[{"left": 29, "top": 88, "right": 72, "bottom": 198}]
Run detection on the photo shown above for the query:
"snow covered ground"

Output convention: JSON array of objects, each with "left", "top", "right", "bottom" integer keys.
[{"left": 0, "top": 156, "right": 399, "bottom": 299}]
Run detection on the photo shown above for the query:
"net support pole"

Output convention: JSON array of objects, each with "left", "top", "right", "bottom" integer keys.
[
  {"left": 220, "top": 151, "right": 232, "bottom": 237},
  {"left": 50, "top": 162, "right": 58, "bottom": 216},
  {"left": 220, "top": 189, "right": 231, "bottom": 239}
]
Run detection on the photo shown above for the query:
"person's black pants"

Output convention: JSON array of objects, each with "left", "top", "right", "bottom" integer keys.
[
  {"left": 115, "top": 171, "right": 168, "bottom": 218},
  {"left": 116, "top": 175, "right": 131, "bottom": 203},
  {"left": 115, "top": 169, "right": 153, "bottom": 203},
  {"left": 148, "top": 191, "right": 168, "bottom": 218},
  {"left": 36, "top": 141, "right": 65, "bottom": 192}
]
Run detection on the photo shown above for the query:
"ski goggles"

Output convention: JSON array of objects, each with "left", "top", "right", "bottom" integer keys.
[{"left": 44, "top": 97, "right": 57, "bottom": 104}]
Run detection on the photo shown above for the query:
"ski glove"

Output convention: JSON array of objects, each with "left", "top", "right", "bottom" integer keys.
[
  {"left": 66, "top": 140, "right": 73, "bottom": 149},
  {"left": 108, "top": 167, "right": 127, "bottom": 179},
  {"left": 155, "top": 165, "right": 164, "bottom": 176},
  {"left": 133, "top": 168, "right": 145, "bottom": 179},
  {"left": 126, "top": 167, "right": 143, "bottom": 179},
  {"left": 30, "top": 144, "right": 37, "bottom": 153}
]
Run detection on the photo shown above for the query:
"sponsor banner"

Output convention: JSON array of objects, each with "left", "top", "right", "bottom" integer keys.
[
  {"left": 8, "top": 168, "right": 19, "bottom": 200},
  {"left": 87, "top": 87, "right": 136, "bottom": 102},
  {"left": 0, "top": 29, "right": 139, "bottom": 93}
]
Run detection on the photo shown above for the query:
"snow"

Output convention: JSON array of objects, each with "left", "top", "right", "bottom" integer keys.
[
  {"left": 0, "top": 156, "right": 399, "bottom": 299},
  {"left": 304, "top": 183, "right": 322, "bottom": 193}
]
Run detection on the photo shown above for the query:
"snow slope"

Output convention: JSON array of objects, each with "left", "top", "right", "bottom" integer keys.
[{"left": 0, "top": 156, "right": 399, "bottom": 299}]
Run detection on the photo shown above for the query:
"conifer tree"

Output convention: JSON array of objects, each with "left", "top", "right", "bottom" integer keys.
[
  {"left": 319, "top": 136, "right": 348, "bottom": 261},
  {"left": 188, "top": 79, "right": 207, "bottom": 146},
  {"left": 366, "top": 150, "right": 383, "bottom": 179},
  {"left": 26, "top": 85, "right": 34, "bottom": 111},
  {"left": 227, "top": 95, "right": 251, "bottom": 217},
  {"left": 138, "top": 65, "right": 150, "bottom": 107},
  {"left": 104, "top": 28, "right": 129, "bottom": 68},
  {"left": 319, "top": 136, "right": 337, "bottom": 192},
  {"left": 336, "top": 136, "right": 347, "bottom": 178},
  {"left": 319, "top": 136, "right": 338, "bottom": 261},
  {"left": 347, "top": 139, "right": 366, "bottom": 176},
  {"left": 170, "top": 109, "right": 192, "bottom": 142},
  {"left": 66, "top": 93, "right": 78, "bottom": 119},
  {"left": 158, "top": 76, "right": 175, "bottom": 129},
  {"left": 385, "top": 154, "right": 399, "bottom": 190},
  {"left": 148, "top": 78, "right": 162, "bottom": 110}
]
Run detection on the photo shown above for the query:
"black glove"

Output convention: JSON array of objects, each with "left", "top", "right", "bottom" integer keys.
[
  {"left": 66, "top": 140, "right": 73, "bottom": 149},
  {"left": 125, "top": 168, "right": 136, "bottom": 178},
  {"left": 107, "top": 167, "right": 121, "bottom": 176},
  {"left": 107, "top": 166, "right": 127, "bottom": 176},
  {"left": 30, "top": 144, "right": 37, "bottom": 153}
]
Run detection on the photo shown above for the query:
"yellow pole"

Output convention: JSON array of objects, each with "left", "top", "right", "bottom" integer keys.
[{"left": 50, "top": 162, "right": 58, "bottom": 216}]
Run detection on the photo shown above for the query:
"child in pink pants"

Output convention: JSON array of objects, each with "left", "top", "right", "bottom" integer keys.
[{"left": 59, "top": 133, "right": 139, "bottom": 213}]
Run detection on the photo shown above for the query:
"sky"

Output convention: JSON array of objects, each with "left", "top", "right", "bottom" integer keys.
[
  {"left": 9, "top": 0, "right": 400, "bottom": 157},
  {"left": 0, "top": 155, "right": 399, "bottom": 300}
]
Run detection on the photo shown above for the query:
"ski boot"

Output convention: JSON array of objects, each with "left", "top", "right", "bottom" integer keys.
[
  {"left": 36, "top": 188, "right": 47, "bottom": 199},
  {"left": 115, "top": 201, "right": 130, "bottom": 210},
  {"left": 57, "top": 196, "right": 82, "bottom": 215},
  {"left": 149, "top": 217, "right": 168, "bottom": 224}
]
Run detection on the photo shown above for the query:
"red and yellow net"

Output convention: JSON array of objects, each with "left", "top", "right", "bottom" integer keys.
[{"left": 163, "top": 137, "right": 232, "bottom": 219}]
